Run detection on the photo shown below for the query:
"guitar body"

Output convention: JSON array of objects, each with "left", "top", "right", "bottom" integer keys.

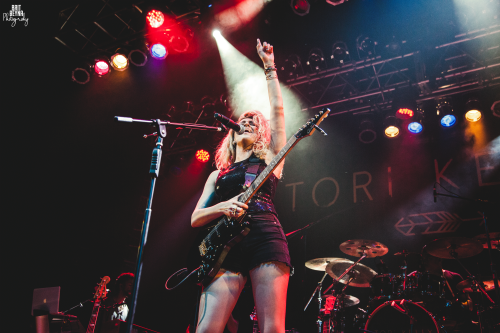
[
  {"left": 188, "top": 214, "right": 251, "bottom": 286},
  {"left": 188, "top": 109, "right": 330, "bottom": 287}
]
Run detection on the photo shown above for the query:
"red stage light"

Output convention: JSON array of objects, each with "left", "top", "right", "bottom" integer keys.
[
  {"left": 147, "top": 10, "right": 164, "bottom": 28},
  {"left": 396, "top": 108, "right": 414, "bottom": 119},
  {"left": 196, "top": 150, "right": 210, "bottom": 163},
  {"left": 94, "top": 60, "right": 110, "bottom": 76}
]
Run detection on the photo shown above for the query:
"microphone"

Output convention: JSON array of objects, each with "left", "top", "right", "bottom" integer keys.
[
  {"left": 214, "top": 113, "right": 245, "bottom": 135},
  {"left": 433, "top": 187, "right": 437, "bottom": 203}
]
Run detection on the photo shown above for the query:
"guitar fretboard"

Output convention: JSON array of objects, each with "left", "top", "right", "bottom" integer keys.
[
  {"left": 239, "top": 135, "right": 297, "bottom": 203},
  {"left": 204, "top": 134, "right": 299, "bottom": 241},
  {"left": 86, "top": 299, "right": 102, "bottom": 333}
]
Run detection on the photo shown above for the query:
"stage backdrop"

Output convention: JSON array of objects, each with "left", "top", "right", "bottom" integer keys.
[{"left": 136, "top": 91, "right": 500, "bottom": 332}]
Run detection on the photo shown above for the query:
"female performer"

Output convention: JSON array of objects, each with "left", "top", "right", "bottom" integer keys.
[{"left": 191, "top": 38, "right": 291, "bottom": 333}]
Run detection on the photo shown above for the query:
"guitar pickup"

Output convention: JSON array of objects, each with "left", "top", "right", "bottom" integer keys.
[{"left": 199, "top": 241, "right": 207, "bottom": 256}]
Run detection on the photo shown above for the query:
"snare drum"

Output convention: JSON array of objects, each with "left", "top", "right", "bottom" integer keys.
[{"left": 365, "top": 299, "right": 440, "bottom": 333}]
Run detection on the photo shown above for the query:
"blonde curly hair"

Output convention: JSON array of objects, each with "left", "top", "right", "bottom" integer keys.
[{"left": 214, "top": 110, "right": 271, "bottom": 170}]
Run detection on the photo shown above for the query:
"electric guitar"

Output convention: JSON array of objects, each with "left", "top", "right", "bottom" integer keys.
[
  {"left": 86, "top": 276, "right": 110, "bottom": 333},
  {"left": 191, "top": 108, "right": 330, "bottom": 286}
]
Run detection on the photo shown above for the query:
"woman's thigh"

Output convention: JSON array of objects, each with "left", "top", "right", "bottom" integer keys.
[
  {"left": 196, "top": 269, "right": 247, "bottom": 333},
  {"left": 250, "top": 261, "right": 290, "bottom": 333}
]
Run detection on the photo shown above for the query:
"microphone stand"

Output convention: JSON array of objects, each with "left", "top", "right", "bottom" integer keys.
[
  {"left": 434, "top": 190, "right": 500, "bottom": 305},
  {"left": 115, "top": 117, "right": 224, "bottom": 333}
]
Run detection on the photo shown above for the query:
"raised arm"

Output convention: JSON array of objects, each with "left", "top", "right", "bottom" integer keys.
[{"left": 257, "top": 39, "right": 286, "bottom": 178}]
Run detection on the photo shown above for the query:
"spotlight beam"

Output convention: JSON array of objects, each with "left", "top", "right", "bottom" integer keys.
[{"left": 213, "top": 32, "right": 305, "bottom": 121}]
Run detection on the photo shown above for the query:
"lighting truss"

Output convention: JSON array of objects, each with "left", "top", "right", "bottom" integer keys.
[
  {"left": 284, "top": 25, "right": 500, "bottom": 116},
  {"left": 54, "top": 1, "right": 200, "bottom": 58}
]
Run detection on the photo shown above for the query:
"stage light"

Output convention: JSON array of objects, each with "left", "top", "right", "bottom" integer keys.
[
  {"left": 491, "top": 100, "right": 500, "bottom": 118},
  {"left": 441, "top": 115, "right": 456, "bottom": 127},
  {"left": 356, "top": 35, "right": 377, "bottom": 58},
  {"left": 214, "top": 94, "right": 229, "bottom": 115},
  {"left": 110, "top": 48, "right": 129, "bottom": 71},
  {"left": 147, "top": 10, "right": 165, "bottom": 28},
  {"left": 465, "top": 110, "right": 481, "bottom": 122},
  {"left": 212, "top": 30, "right": 221, "bottom": 38},
  {"left": 465, "top": 98, "right": 482, "bottom": 122},
  {"left": 436, "top": 99, "right": 456, "bottom": 127},
  {"left": 396, "top": 108, "right": 414, "bottom": 120},
  {"left": 169, "top": 35, "right": 189, "bottom": 53},
  {"left": 71, "top": 61, "right": 92, "bottom": 85},
  {"left": 94, "top": 58, "right": 110, "bottom": 76},
  {"left": 386, "top": 36, "right": 402, "bottom": 56},
  {"left": 383, "top": 115, "right": 400, "bottom": 138},
  {"left": 359, "top": 118, "right": 377, "bottom": 144},
  {"left": 196, "top": 149, "right": 210, "bottom": 163},
  {"left": 128, "top": 48, "right": 148, "bottom": 67},
  {"left": 290, "top": 0, "right": 310, "bottom": 16},
  {"left": 307, "top": 48, "right": 326, "bottom": 72},
  {"left": 406, "top": 107, "right": 424, "bottom": 134},
  {"left": 280, "top": 54, "right": 302, "bottom": 78},
  {"left": 331, "top": 41, "right": 349, "bottom": 66},
  {"left": 150, "top": 43, "right": 168, "bottom": 60},
  {"left": 408, "top": 122, "right": 423, "bottom": 134},
  {"left": 326, "top": 0, "right": 346, "bottom": 6}
]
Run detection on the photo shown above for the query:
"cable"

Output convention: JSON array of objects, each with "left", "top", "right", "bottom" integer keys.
[
  {"left": 165, "top": 267, "right": 200, "bottom": 291},
  {"left": 434, "top": 181, "right": 460, "bottom": 197}
]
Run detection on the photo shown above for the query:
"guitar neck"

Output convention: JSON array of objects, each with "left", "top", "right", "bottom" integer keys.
[
  {"left": 86, "top": 299, "right": 102, "bottom": 333},
  {"left": 239, "top": 135, "right": 298, "bottom": 203}
]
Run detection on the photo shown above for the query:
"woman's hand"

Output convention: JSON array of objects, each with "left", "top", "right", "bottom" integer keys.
[
  {"left": 257, "top": 38, "right": 274, "bottom": 67},
  {"left": 221, "top": 194, "right": 248, "bottom": 219}
]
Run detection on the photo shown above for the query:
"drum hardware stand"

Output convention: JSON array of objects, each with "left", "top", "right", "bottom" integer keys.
[
  {"left": 434, "top": 188, "right": 499, "bottom": 305},
  {"left": 304, "top": 270, "right": 329, "bottom": 332},
  {"left": 398, "top": 250, "right": 409, "bottom": 296},
  {"left": 304, "top": 253, "right": 367, "bottom": 333},
  {"left": 114, "top": 116, "right": 224, "bottom": 333},
  {"left": 324, "top": 253, "right": 368, "bottom": 295},
  {"left": 449, "top": 249, "right": 494, "bottom": 333}
]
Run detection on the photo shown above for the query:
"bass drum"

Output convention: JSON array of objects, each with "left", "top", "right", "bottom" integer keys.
[{"left": 365, "top": 300, "right": 440, "bottom": 333}]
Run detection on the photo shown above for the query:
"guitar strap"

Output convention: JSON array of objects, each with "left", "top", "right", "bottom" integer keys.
[{"left": 243, "top": 156, "right": 262, "bottom": 190}]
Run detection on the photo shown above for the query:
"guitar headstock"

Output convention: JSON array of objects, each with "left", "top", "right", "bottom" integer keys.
[
  {"left": 93, "top": 276, "right": 110, "bottom": 300},
  {"left": 294, "top": 108, "right": 330, "bottom": 139}
]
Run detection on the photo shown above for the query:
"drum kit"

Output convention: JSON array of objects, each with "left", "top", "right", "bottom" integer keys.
[{"left": 304, "top": 235, "right": 499, "bottom": 333}]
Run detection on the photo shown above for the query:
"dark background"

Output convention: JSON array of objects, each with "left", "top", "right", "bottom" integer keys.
[{"left": 3, "top": 0, "right": 499, "bottom": 332}]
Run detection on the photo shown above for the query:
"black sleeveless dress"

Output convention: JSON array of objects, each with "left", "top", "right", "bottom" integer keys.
[{"left": 214, "top": 154, "right": 291, "bottom": 275}]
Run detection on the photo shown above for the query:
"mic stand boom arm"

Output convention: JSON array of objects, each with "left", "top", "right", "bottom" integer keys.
[{"left": 114, "top": 117, "right": 223, "bottom": 333}]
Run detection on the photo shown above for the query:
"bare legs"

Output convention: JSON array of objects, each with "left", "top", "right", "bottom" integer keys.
[
  {"left": 196, "top": 269, "right": 247, "bottom": 333},
  {"left": 196, "top": 262, "right": 290, "bottom": 333},
  {"left": 251, "top": 262, "right": 290, "bottom": 333}
]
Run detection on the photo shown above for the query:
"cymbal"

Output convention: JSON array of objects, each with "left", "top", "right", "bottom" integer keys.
[
  {"left": 325, "top": 258, "right": 377, "bottom": 287},
  {"left": 322, "top": 294, "right": 360, "bottom": 308},
  {"left": 457, "top": 278, "right": 499, "bottom": 293},
  {"left": 339, "top": 239, "right": 389, "bottom": 258},
  {"left": 305, "top": 258, "right": 344, "bottom": 271},
  {"left": 474, "top": 232, "right": 500, "bottom": 250},
  {"left": 425, "top": 237, "right": 483, "bottom": 259}
]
